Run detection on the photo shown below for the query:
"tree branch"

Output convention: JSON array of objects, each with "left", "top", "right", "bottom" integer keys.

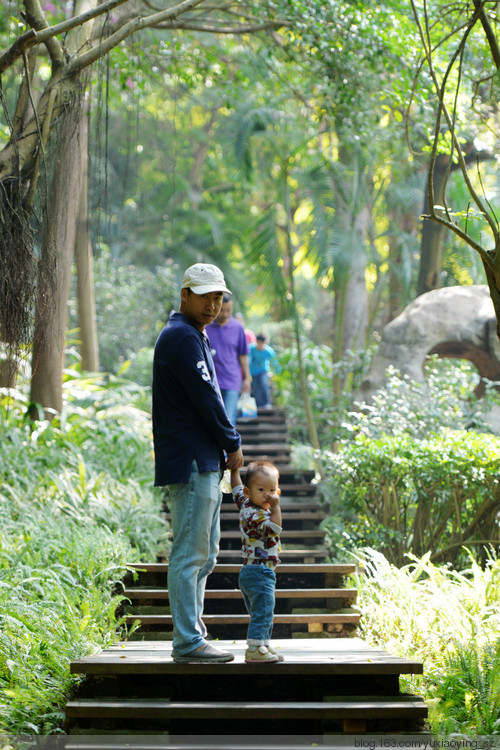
[
  {"left": 431, "top": 538, "right": 499, "bottom": 562},
  {"left": 24, "top": 0, "right": 64, "bottom": 68},
  {"left": 12, "top": 48, "right": 38, "bottom": 138},
  {"left": 154, "top": 21, "right": 289, "bottom": 34},
  {"left": 68, "top": 0, "right": 209, "bottom": 72},
  {"left": 411, "top": 0, "right": 500, "bottom": 261},
  {"left": 0, "top": 0, "right": 130, "bottom": 75},
  {"left": 472, "top": 0, "right": 500, "bottom": 70}
]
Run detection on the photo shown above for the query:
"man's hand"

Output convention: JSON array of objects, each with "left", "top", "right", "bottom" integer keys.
[
  {"left": 241, "top": 376, "right": 251, "bottom": 394},
  {"left": 226, "top": 447, "right": 244, "bottom": 470}
]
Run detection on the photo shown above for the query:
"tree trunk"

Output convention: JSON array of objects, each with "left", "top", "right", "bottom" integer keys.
[
  {"left": 416, "top": 154, "right": 448, "bottom": 296},
  {"left": 342, "top": 206, "right": 369, "bottom": 354},
  {"left": 28, "top": 0, "right": 97, "bottom": 417},
  {"left": 75, "top": 108, "right": 99, "bottom": 372},
  {"left": 332, "top": 206, "right": 369, "bottom": 400},
  {"left": 29, "top": 99, "right": 85, "bottom": 418}
]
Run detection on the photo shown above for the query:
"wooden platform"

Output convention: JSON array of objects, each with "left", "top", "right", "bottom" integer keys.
[
  {"left": 70, "top": 637, "right": 423, "bottom": 675},
  {"left": 67, "top": 638, "right": 426, "bottom": 735}
]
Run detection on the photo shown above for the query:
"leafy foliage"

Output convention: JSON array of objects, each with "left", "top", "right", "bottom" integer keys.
[
  {"left": 320, "top": 429, "right": 500, "bottom": 566},
  {"left": 349, "top": 358, "right": 500, "bottom": 440},
  {"left": 356, "top": 549, "right": 500, "bottom": 734},
  {"left": 0, "top": 374, "right": 167, "bottom": 734},
  {"left": 273, "top": 341, "right": 373, "bottom": 443},
  {"left": 300, "top": 357, "right": 500, "bottom": 565}
]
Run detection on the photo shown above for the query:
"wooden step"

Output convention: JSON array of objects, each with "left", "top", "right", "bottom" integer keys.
[
  {"left": 126, "top": 563, "right": 356, "bottom": 576},
  {"left": 239, "top": 417, "right": 288, "bottom": 427},
  {"left": 168, "top": 508, "right": 325, "bottom": 525},
  {"left": 124, "top": 562, "right": 356, "bottom": 589},
  {"left": 264, "top": 466, "right": 316, "bottom": 482},
  {"left": 123, "top": 587, "right": 357, "bottom": 602},
  {"left": 239, "top": 427, "right": 289, "bottom": 437},
  {"left": 239, "top": 436, "right": 289, "bottom": 445},
  {"left": 244, "top": 443, "right": 290, "bottom": 459},
  {"left": 219, "top": 509, "right": 325, "bottom": 520},
  {"left": 124, "top": 563, "right": 357, "bottom": 594},
  {"left": 220, "top": 529, "right": 325, "bottom": 541},
  {"left": 123, "top": 612, "right": 360, "bottom": 628},
  {"left": 241, "top": 430, "right": 290, "bottom": 446},
  {"left": 216, "top": 549, "right": 331, "bottom": 562},
  {"left": 220, "top": 501, "right": 321, "bottom": 513},
  {"left": 66, "top": 695, "right": 428, "bottom": 726},
  {"left": 162, "top": 530, "right": 327, "bottom": 545},
  {"left": 238, "top": 413, "right": 286, "bottom": 425},
  {"left": 66, "top": 638, "right": 426, "bottom": 733}
]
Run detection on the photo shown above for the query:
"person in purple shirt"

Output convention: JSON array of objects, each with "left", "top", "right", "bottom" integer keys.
[
  {"left": 153, "top": 263, "right": 244, "bottom": 664},
  {"left": 206, "top": 294, "right": 251, "bottom": 425}
]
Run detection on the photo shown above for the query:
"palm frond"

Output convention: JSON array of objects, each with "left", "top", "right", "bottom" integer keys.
[
  {"left": 245, "top": 208, "right": 291, "bottom": 316},
  {"left": 233, "top": 106, "right": 281, "bottom": 180}
]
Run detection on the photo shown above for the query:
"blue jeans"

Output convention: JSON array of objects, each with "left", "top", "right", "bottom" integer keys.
[
  {"left": 251, "top": 372, "right": 270, "bottom": 407},
  {"left": 166, "top": 462, "right": 222, "bottom": 656},
  {"left": 239, "top": 564, "right": 276, "bottom": 643},
  {"left": 221, "top": 388, "right": 239, "bottom": 426}
]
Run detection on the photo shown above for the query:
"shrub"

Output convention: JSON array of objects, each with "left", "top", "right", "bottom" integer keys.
[
  {"left": 356, "top": 549, "right": 500, "bottom": 735},
  {"left": 273, "top": 342, "right": 371, "bottom": 443},
  {"left": 349, "top": 358, "right": 500, "bottom": 440},
  {"left": 319, "top": 430, "right": 500, "bottom": 566}
]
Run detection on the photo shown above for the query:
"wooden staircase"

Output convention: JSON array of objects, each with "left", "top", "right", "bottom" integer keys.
[{"left": 65, "top": 407, "right": 428, "bottom": 739}]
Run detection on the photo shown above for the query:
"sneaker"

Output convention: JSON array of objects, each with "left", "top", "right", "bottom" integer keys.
[
  {"left": 245, "top": 645, "right": 279, "bottom": 663},
  {"left": 266, "top": 644, "right": 284, "bottom": 661},
  {"left": 173, "top": 642, "right": 234, "bottom": 663}
]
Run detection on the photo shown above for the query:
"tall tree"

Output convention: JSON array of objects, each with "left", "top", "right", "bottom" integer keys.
[
  {"left": 409, "top": 0, "right": 500, "bottom": 333},
  {"left": 0, "top": 0, "right": 285, "bottom": 416}
]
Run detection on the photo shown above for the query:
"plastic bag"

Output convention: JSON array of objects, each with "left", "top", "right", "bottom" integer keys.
[{"left": 237, "top": 392, "right": 257, "bottom": 419}]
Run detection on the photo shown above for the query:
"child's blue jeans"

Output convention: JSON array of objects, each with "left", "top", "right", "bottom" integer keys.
[{"left": 239, "top": 563, "right": 276, "bottom": 643}]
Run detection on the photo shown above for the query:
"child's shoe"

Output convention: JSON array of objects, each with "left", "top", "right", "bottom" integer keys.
[
  {"left": 265, "top": 644, "right": 284, "bottom": 661},
  {"left": 245, "top": 645, "right": 279, "bottom": 663}
]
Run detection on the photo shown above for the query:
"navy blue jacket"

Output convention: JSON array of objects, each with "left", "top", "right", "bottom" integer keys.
[{"left": 152, "top": 312, "right": 241, "bottom": 486}]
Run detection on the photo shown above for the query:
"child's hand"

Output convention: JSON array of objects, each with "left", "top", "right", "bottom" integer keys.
[
  {"left": 267, "top": 491, "right": 281, "bottom": 508},
  {"left": 230, "top": 468, "right": 242, "bottom": 489}
]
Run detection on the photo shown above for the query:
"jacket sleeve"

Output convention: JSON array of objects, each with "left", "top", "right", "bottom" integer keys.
[{"left": 170, "top": 328, "right": 241, "bottom": 453}]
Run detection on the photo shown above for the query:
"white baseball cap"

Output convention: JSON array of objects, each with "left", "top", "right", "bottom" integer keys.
[{"left": 181, "top": 263, "right": 232, "bottom": 295}]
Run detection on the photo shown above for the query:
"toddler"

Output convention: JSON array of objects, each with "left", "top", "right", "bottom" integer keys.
[{"left": 231, "top": 460, "right": 284, "bottom": 663}]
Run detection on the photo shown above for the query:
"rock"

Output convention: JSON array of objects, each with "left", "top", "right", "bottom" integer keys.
[{"left": 357, "top": 285, "right": 500, "bottom": 433}]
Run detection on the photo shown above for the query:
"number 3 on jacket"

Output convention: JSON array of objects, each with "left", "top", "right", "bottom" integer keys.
[{"left": 197, "top": 360, "right": 210, "bottom": 381}]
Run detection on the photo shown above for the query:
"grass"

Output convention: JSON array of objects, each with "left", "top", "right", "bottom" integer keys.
[
  {"left": 355, "top": 548, "right": 500, "bottom": 734},
  {"left": 0, "top": 370, "right": 167, "bottom": 734}
]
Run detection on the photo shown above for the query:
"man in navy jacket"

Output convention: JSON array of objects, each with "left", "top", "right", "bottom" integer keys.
[{"left": 153, "top": 263, "right": 243, "bottom": 663}]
